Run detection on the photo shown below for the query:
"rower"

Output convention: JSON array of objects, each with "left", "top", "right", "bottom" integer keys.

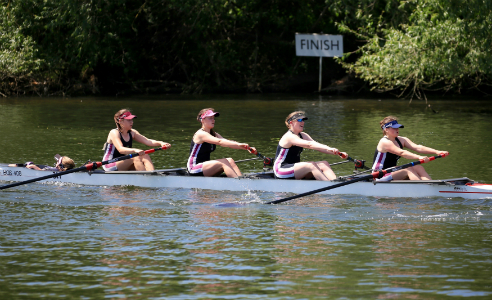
[
  {"left": 9, "top": 154, "right": 75, "bottom": 172},
  {"left": 372, "top": 116, "right": 449, "bottom": 181},
  {"left": 273, "top": 111, "right": 348, "bottom": 181},
  {"left": 102, "top": 109, "right": 171, "bottom": 171},
  {"left": 187, "top": 108, "right": 256, "bottom": 178}
]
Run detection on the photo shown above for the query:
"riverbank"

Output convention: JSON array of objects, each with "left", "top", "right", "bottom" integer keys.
[{"left": 3, "top": 73, "right": 492, "bottom": 100}]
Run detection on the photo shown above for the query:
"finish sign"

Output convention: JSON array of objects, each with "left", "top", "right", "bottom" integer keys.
[
  {"left": 295, "top": 33, "right": 343, "bottom": 91},
  {"left": 295, "top": 33, "right": 343, "bottom": 57}
]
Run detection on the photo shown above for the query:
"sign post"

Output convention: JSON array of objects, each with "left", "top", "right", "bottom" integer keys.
[{"left": 295, "top": 33, "right": 343, "bottom": 92}]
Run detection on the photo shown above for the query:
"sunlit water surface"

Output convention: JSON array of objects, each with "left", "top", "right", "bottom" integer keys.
[{"left": 1, "top": 95, "right": 491, "bottom": 299}]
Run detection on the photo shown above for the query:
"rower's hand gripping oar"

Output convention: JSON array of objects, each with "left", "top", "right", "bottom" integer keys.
[
  {"left": 247, "top": 147, "right": 273, "bottom": 167},
  {"left": 0, "top": 146, "right": 169, "bottom": 191},
  {"left": 265, "top": 153, "right": 449, "bottom": 205}
]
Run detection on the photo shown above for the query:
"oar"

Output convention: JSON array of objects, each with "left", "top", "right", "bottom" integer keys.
[
  {"left": 345, "top": 155, "right": 370, "bottom": 170},
  {"left": 330, "top": 160, "right": 351, "bottom": 166},
  {"left": 332, "top": 151, "right": 370, "bottom": 170},
  {"left": 331, "top": 151, "right": 369, "bottom": 170},
  {"left": 248, "top": 148, "right": 273, "bottom": 166},
  {"left": 265, "top": 153, "right": 449, "bottom": 205},
  {"left": 235, "top": 157, "right": 261, "bottom": 163},
  {"left": 0, "top": 146, "right": 169, "bottom": 191}
]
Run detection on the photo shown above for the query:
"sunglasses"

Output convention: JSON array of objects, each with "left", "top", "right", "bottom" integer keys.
[{"left": 295, "top": 118, "right": 307, "bottom": 122}]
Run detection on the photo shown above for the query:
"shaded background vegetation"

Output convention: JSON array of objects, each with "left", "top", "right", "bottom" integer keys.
[{"left": 1, "top": 0, "right": 491, "bottom": 98}]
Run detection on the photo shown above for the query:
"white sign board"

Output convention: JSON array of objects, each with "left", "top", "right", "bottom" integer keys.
[{"left": 295, "top": 33, "right": 343, "bottom": 57}]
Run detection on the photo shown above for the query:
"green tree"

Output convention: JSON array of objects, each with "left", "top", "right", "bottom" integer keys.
[
  {"left": 1, "top": 0, "right": 345, "bottom": 96},
  {"left": 336, "top": 0, "right": 492, "bottom": 99},
  {"left": 0, "top": 3, "right": 44, "bottom": 96}
]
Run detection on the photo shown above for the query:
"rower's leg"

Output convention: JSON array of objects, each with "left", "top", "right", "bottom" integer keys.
[
  {"left": 391, "top": 168, "right": 422, "bottom": 180},
  {"left": 202, "top": 162, "right": 224, "bottom": 177},
  {"left": 412, "top": 165, "right": 432, "bottom": 180},
  {"left": 225, "top": 158, "right": 242, "bottom": 176},
  {"left": 114, "top": 155, "right": 154, "bottom": 171},
  {"left": 116, "top": 158, "right": 137, "bottom": 171},
  {"left": 131, "top": 155, "right": 151, "bottom": 171},
  {"left": 202, "top": 159, "right": 240, "bottom": 178},
  {"left": 294, "top": 162, "right": 330, "bottom": 181},
  {"left": 316, "top": 161, "right": 337, "bottom": 180},
  {"left": 140, "top": 154, "right": 155, "bottom": 171}
]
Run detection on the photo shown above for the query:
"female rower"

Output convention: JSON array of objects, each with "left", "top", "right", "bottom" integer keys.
[
  {"left": 102, "top": 109, "right": 171, "bottom": 171},
  {"left": 187, "top": 108, "right": 255, "bottom": 177},
  {"left": 9, "top": 155, "right": 75, "bottom": 171},
  {"left": 274, "top": 111, "right": 348, "bottom": 181},
  {"left": 372, "top": 116, "right": 449, "bottom": 181}
]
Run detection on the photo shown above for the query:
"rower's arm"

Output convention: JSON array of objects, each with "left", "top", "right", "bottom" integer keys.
[
  {"left": 291, "top": 133, "right": 340, "bottom": 155},
  {"left": 381, "top": 138, "right": 425, "bottom": 160},
  {"left": 133, "top": 130, "right": 171, "bottom": 148},
  {"left": 201, "top": 131, "right": 249, "bottom": 150},
  {"left": 401, "top": 137, "right": 447, "bottom": 155}
]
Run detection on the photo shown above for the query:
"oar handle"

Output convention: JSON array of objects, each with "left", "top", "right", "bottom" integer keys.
[
  {"left": 335, "top": 151, "right": 348, "bottom": 159},
  {"left": 334, "top": 151, "right": 369, "bottom": 170},
  {"left": 248, "top": 147, "right": 258, "bottom": 155},
  {"left": 248, "top": 147, "right": 273, "bottom": 167}
]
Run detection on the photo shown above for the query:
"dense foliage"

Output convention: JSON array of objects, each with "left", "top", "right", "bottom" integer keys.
[
  {"left": 1, "top": 0, "right": 491, "bottom": 97},
  {"left": 337, "top": 0, "right": 492, "bottom": 99}
]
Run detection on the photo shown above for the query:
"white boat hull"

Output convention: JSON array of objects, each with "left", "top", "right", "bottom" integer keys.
[{"left": 1, "top": 164, "right": 492, "bottom": 199}]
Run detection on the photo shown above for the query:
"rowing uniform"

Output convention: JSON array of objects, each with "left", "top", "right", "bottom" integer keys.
[
  {"left": 273, "top": 132, "right": 304, "bottom": 179},
  {"left": 24, "top": 163, "right": 58, "bottom": 171},
  {"left": 372, "top": 136, "right": 403, "bottom": 180},
  {"left": 187, "top": 132, "right": 216, "bottom": 176},
  {"left": 102, "top": 130, "right": 133, "bottom": 171}
]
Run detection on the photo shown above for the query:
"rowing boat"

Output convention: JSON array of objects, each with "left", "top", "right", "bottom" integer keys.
[{"left": 1, "top": 164, "right": 491, "bottom": 199}]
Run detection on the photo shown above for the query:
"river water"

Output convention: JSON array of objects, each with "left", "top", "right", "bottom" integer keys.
[{"left": 1, "top": 95, "right": 491, "bottom": 299}]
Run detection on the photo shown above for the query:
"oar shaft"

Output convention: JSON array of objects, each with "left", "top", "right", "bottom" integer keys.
[
  {"left": 266, "top": 154, "right": 448, "bottom": 204},
  {"left": 249, "top": 148, "right": 267, "bottom": 160},
  {"left": 333, "top": 151, "right": 369, "bottom": 170},
  {"left": 330, "top": 160, "right": 351, "bottom": 166},
  {"left": 248, "top": 147, "right": 273, "bottom": 166},
  {"left": 235, "top": 157, "right": 261, "bottom": 163},
  {"left": 266, "top": 175, "right": 369, "bottom": 204},
  {"left": 0, "top": 146, "right": 167, "bottom": 191}
]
